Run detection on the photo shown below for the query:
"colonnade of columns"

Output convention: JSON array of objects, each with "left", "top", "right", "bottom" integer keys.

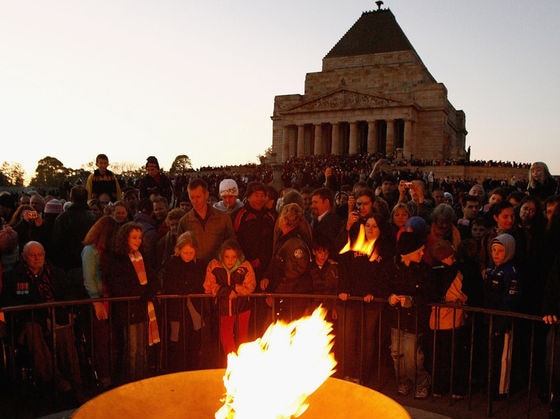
[{"left": 281, "top": 119, "right": 413, "bottom": 161}]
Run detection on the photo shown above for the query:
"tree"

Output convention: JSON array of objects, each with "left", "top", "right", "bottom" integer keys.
[
  {"left": 0, "top": 170, "right": 9, "bottom": 187},
  {"left": 169, "top": 155, "right": 193, "bottom": 176},
  {"left": 30, "top": 156, "right": 68, "bottom": 188},
  {"left": 0, "top": 162, "right": 25, "bottom": 186},
  {"left": 258, "top": 146, "right": 276, "bottom": 164}
]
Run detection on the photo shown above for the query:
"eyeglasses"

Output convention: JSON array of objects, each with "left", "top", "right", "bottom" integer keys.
[{"left": 356, "top": 201, "right": 370, "bottom": 206}]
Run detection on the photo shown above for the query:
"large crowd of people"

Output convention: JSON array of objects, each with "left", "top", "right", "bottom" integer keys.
[{"left": 1, "top": 152, "right": 560, "bottom": 416}]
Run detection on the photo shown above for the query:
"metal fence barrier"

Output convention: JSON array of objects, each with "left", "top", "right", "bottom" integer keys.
[{"left": 0, "top": 294, "right": 556, "bottom": 418}]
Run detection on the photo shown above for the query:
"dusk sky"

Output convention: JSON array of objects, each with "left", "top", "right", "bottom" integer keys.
[{"left": 1, "top": 0, "right": 559, "bottom": 183}]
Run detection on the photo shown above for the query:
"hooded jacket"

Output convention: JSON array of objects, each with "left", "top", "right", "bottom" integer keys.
[
  {"left": 484, "top": 233, "right": 521, "bottom": 328},
  {"left": 204, "top": 257, "right": 256, "bottom": 317}
]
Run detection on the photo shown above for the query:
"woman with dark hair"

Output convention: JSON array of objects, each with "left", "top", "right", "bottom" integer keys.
[
  {"left": 479, "top": 200, "right": 527, "bottom": 275},
  {"left": 338, "top": 212, "right": 395, "bottom": 386},
  {"left": 104, "top": 221, "right": 160, "bottom": 382}
]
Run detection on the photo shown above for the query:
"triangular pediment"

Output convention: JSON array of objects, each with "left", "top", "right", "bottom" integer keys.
[{"left": 283, "top": 89, "right": 401, "bottom": 113}]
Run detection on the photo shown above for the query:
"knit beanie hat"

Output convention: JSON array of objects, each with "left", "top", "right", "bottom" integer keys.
[
  {"left": 44, "top": 199, "right": 64, "bottom": 214},
  {"left": 397, "top": 231, "right": 425, "bottom": 256},
  {"left": 404, "top": 216, "right": 427, "bottom": 234},
  {"left": 431, "top": 239, "right": 455, "bottom": 262},
  {"left": 146, "top": 156, "right": 160, "bottom": 169},
  {"left": 245, "top": 181, "right": 267, "bottom": 199},
  {"left": 219, "top": 179, "right": 239, "bottom": 197}
]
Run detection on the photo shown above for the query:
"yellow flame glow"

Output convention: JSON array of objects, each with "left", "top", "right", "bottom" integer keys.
[
  {"left": 215, "top": 306, "right": 337, "bottom": 419},
  {"left": 339, "top": 224, "right": 377, "bottom": 261}
]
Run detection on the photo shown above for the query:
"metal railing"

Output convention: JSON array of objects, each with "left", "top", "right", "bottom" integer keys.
[{"left": 0, "top": 294, "right": 555, "bottom": 418}]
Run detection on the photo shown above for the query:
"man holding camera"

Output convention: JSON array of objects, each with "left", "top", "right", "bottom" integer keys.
[{"left": 398, "top": 179, "right": 434, "bottom": 224}]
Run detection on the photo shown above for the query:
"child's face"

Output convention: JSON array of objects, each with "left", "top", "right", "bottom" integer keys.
[
  {"left": 392, "top": 208, "right": 409, "bottom": 228},
  {"left": 312, "top": 248, "right": 329, "bottom": 266},
  {"left": 491, "top": 243, "right": 506, "bottom": 266},
  {"left": 179, "top": 244, "right": 196, "bottom": 263},
  {"left": 471, "top": 223, "right": 487, "bottom": 240},
  {"left": 488, "top": 193, "right": 502, "bottom": 206},
  {"left": 127, "top": 229, "right": 142, "bottom": 252},
  {"left": 96, "top": 158, "right": 109, "bottom": 172},
  {"left": 403, "top": 246, "right": 424, "bottom": 264},
  {"left": 222, "top": 249, "right": 238, "bottom": 270}
]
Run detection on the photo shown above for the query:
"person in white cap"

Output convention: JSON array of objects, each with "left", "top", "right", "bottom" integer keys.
[{"left": 213, "top": 178, "right": 243, "bottom": 215}]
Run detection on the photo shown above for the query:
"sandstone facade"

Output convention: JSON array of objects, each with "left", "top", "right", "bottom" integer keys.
[{"left": 271, "top": 8, "right": 467, "bottom": 164}]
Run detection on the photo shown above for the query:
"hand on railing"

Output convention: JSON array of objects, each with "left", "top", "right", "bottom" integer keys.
[
  {"left": 93, "top": 302, "right": 108, "bottom": 320},
  {"left": 543, "top": 314, "right": 558, "bottom": 325},
  {"left": 363, "top": 294, "right": 375, "bottom": 303},
  {"left": 389, "top": 294, "right": 413, "bottom": 308}
]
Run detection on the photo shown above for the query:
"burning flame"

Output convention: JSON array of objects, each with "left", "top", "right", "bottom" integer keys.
[
  {"left": 215, "top": 306, "right": 337, "bottom": 419},
  {"left": 339, "top": 224, "right": 378, "bottom": 261}
]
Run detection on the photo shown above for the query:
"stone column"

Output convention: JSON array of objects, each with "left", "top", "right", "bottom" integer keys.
[
  {"left": 297, "top": 124, "right": 305, "bottom": 157},
  {"left": 367, "top": 121, "right": 377, "bottom": 154},
  {"left": 386, "top": 119, "right": 395, "bottom": 157},
  {"left": 403, "top": 119, "right": 413, "bottom": 160},
  {"left": 282, "top": 126, "right": 290, "bottom": 161},
  {"left": 314, "top": 124, "right": 322, "bottom": 155},
  {"left": 331, "top": 123, "right": 340, "bottom": 155},
  {"left": 349, "top": 121, "right": 358, "bottom": 154}
]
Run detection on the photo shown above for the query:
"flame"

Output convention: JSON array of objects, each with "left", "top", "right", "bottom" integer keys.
[
  {"left": 339, "top": 224, "right": 378, "bottom": 261},
  {"left": 215, "top": 306, "right": 337, "bottom": 419}
]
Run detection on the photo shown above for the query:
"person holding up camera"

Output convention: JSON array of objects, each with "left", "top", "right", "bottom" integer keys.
[
  {"left": 398, "top": 179, "right": 433, "bottom": 224},
  {"left": 9, "top": 204, "right": 48, "bottom": 252}
]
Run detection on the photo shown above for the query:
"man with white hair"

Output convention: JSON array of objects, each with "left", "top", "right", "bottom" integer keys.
[{"left": 1, "top": 241, "right": 81, "bottom": 393}]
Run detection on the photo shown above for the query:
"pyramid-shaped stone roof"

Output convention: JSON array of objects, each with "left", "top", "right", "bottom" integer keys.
[{"left": 325, "top": 8, "right": 415, "bottom": 58}]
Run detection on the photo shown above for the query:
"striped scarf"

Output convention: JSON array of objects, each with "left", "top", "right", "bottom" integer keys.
[{"left": 129, "top": 250, "right": 160, "bottom": 346}]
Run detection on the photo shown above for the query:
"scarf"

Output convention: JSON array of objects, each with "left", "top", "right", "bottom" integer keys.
[
  {"left": 129, "top": 250, "right": 160, "bottom": 346},
  {"left": 26, "top": 264, "right": 54, "bottom": 302}
]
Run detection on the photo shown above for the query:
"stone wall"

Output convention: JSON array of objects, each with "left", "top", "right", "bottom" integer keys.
[{"left": 383, "top": 165, "right": 529, "bottom": 183}]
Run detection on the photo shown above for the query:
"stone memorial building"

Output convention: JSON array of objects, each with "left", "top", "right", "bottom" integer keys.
[{"left": 271, "top": 5, "right": 467, "bottom": 164}]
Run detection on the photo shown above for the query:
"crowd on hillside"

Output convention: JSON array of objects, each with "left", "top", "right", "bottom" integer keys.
[{"left": 1, "top": 152, "right": 560, "bottom": 415}]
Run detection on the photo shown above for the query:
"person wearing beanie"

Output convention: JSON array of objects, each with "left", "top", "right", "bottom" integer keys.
[
  {"left": 231, "top": 180, "right": 276, "bottom": 336},
  {"left": 41, "top": 198, "right": 66, "bottom": 258},
  {"left": 429, "top": 239, "right": 469, "bottom": 398},
  {"left": 138, "top": 155, "right": 173, "bottom": 206},
  {"left": 403, "top": 215, "right": 427, "bottom": 236},
  {"left": 44, "top": 199, "right": 64, "bottom": 215},
  {"left": 423, "top": 204, "right": 461, "bottom": 266},
  {"left": 484, "top": 232, "right": 521, "bottom": 398},
  {"left": 231, "top": 181, "right": 275, "bottom": 282},
  {"left": 213, "top": 179, "right": 243, "bottom": 215},
  {"left": 388, "top": 231, "right": 432, "bottom": 399},
  {"left": 396, "top": 230, "right": 424, "bottom": 257}
]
